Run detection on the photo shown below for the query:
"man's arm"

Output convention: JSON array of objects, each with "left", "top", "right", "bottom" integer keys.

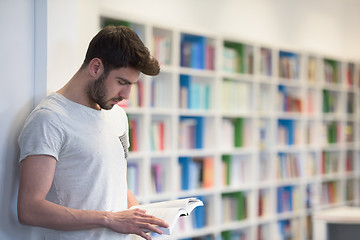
[
  {"left": 127, "top": 189, "right": 139, "bottom": 208},
  {"left": 17, "top": 155, "right": 168, "bottom": 240}
]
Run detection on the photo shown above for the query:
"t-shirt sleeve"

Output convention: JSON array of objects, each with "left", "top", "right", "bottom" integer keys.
[{"left": 18, "top": 109, "right": 64, "bottom": 162}]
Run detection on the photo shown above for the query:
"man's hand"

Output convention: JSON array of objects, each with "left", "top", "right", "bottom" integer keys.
[{"left": 105, "top": 208, "right": 169, "bottom": 240}]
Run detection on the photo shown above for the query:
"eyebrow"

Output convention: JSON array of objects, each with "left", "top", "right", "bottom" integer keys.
[{"left": 116, "top": 77, "right": 137, "bottom": 85}]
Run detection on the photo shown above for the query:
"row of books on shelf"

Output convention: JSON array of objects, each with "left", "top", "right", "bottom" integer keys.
[
  {"left": 277, "top": 85, "right": 302, "bottom": 112},
  {"left": 345, "top": 152, "right": 355, "bottom": 172},
  {"left": 153, "top": 35, "right": 171, "bottom": 65},
  {"left": 276, "top": 218, "right": 302, "bottom": 240},
  {"left": 277, "top": 186, "right": 301, "bottom": 213},
  {"left": 346, "top": 93, "right": 355, "bottom": 114},
  {"left": 322, "top": 89, "right": 339, "bottom": 113},
  {"left": 277, "top": 119, "right": 300, "bottom": 146},
  {"left": 222, "top": 191, "right": 248, "bottom": 223},
  {"left": 129, "top": 118, "right": 352, "bottom": 153},
  {"left": 321, "top": 181, "right": 338, "bottom": 205},
  {"left": 150, "top": 74, "right": 171, "bottom": 109},
  {"left": 258, "top": 189, "right": 270, "bottom": 217},
  {"left": 346, "top": 62, "right": 356, "bottom": 86},
  {"left": 222, "top": 155, "right": 251, "bottom": 186},
  {"left": 259, "top": 47, "right": 272, "bottom": 76},
  {"left": 276, "top": 153, "right": 301, "bottom": 180},
  {"left": 180, "top": 34, "right": 215, "bottom": 70},
  {"left": 222, "top": 41, "right": 253, "bottom": 74},
  {"left": 178, "top": 157, "right": 214, "bottom": 191},
  {"left": 150, "top": 120, "right": 165, "bottom": 151},
  {"left": 324, "top": 59, "right": 341, "bottom": 84},
  {"left": 322, "top": 121, "right": 340, "bottom": 145},
  {"left": 180, "top": 75, "right": 211, "bottom": 110},
  {"left": 345, "top": 122, "right": 354, "bottom": 142},
  {"left": 179, "top": 116, "right": 204, "bottom": 149},
  {"left": 279, "top": 51, "right": 300, "bottom": 79},
  {"left": 221, "top": 118, "right": 249, "bottom": 149},
  {"left": 119, "top": 81, "right": 356, "bottom": 115},
  {"left": 320, "top": 151, "right": 340, "bottom": 175},
  {"left": 222, "top": 79, "right": 251, "bottom": 112}
]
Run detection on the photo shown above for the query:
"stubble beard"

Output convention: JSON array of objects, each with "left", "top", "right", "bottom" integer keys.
[{"left": 87, "top": 73, "right": 112, "bottom": 110}]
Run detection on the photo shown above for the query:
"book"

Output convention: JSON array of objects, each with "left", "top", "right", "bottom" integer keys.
[{"left": 130, "top": 198, "right": 204, "bottom": 235}]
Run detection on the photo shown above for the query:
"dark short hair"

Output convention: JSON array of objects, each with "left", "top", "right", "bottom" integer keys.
[{"left": 82, "top": 25, "right": 160, "bottom": 76}]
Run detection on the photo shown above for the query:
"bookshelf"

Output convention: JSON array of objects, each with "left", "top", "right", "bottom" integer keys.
[{"left": 99, "top": 13, "right": 360, "bottom": 240}]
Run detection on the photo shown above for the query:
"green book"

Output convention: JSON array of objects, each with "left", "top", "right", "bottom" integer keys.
[
  {"left": 222, "top": 155, "right": 231, "bottom": 186},
  {"left": 235, "top": 191, "right": 246, "bottom": 220},
  {"left": 323, "top": 89, "right": 329, "bottom": 113},
  {"left": 224, "top": 41, "right": 244, "bottom": 73},
  {"left": 221, "top": 230, "right": 232, "bottom": 240},
  {"left": 234, "top": 118, "right": 243, "bottom": 147}
]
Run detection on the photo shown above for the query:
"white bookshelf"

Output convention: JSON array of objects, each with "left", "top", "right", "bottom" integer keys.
[{"left": 99, "top": 12, "right": 360, "bottom": 240}]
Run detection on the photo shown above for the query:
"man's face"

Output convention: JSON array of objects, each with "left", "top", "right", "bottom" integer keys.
[{"left": 87, "top": 67, "right": 140, "bottom": 110}]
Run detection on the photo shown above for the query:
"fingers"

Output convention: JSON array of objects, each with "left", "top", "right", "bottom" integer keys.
[
  {"left": 132, "top": 209, "right": 169, "bottom": 229},
  {"left": 137, "top": 231, "right": 151, "bottom": 240},
  {"left": 107, "top": 209, "right": 169, "bottom": 238}
]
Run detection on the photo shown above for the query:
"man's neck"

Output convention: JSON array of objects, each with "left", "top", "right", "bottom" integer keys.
[{"left": 56, "top": 70, "right": 100, "bottom": 110}]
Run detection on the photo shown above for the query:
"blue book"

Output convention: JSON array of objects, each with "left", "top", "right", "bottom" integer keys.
[
  {"left": 278, "top": 119, "right": 294, "bottom": 145},
  {"left": 179, "top": 157, "right": 191, "bottom": 190},
  {"left": 194, "top": 117, "right": 204, "bottom": 149},
  {"left": 192, "top": 195, "right": 206, "bottom": 228},
  {"left": 180, "top": 75, "right": 192, "bottom": 109},
  {"left": 179, "top": 116, "right": 204, "bottom": 149},
  {"left": 181, "top": 34, "right": 206, "bottom": 69}
]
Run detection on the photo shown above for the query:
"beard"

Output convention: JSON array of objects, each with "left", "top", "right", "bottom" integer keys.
[{"left": 86, "top": 73, "right": 122, "bottom": 110}]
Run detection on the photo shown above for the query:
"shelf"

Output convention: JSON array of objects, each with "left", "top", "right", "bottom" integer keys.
[{"left": 98, "top": 14, "right": 360, "bottom": 240}]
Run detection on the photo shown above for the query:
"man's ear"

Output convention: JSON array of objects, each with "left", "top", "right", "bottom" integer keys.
[{"left": 88, "top": 58, "right": 103, "bottom": 77}]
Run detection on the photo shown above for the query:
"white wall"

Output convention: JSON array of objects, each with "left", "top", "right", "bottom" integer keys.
[
  {"left": 0, "top": 0, "right": 35, "bottom": 239},
  {"left": 97, "top": 0, "right": 360, "bottom": 59}
]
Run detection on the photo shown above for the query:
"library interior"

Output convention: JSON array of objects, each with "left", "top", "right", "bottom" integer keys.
[{"left": 1, "top": 0, "right": 360, "bottom": 240}]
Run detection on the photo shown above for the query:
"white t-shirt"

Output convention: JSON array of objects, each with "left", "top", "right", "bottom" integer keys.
[{"left": 18, "top": 93, "right": 130, "bottom": 240}]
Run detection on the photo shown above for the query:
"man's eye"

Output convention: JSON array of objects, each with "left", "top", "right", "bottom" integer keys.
[{"left": 118, "top": 81, "right": 127, "bottom": 85}]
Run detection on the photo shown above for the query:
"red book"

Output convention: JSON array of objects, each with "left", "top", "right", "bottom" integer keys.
[
  {"left": 130, "top": 119, "right": 138, "bottom": 152},
  {"left": 159, "top": 122, "right": 165, "bottom": 151}
]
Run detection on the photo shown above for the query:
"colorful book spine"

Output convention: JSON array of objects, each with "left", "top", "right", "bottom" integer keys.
[
  {"left": 279, "top": 51, "right": 300, "bottom": 79},
  {"left": 277, "top": 153, "right": 300, "bottom": 180},
  {"left": 278, "top": 119, "right": 298, "bottom": 145},
  {"left": 277, "top": 85, "right": 302, "bottom": 112},
  {"left": 321, "top": 181, "right": 338, "bottom": 204},
  {"left": 222, "top": 79, "right": 250, "bottom": 112},
  {"left": 127, "top": 162, "right": 139, "bottom": 195},
  {"left": 179, "top": 116, "right": 204, "bottom": 149},
  {"left": 277, "top": 186, "right": 300, "bottom": 213},
  {"left": 153, "top": 35, "right": 171, "bottom": 65},
  {"left": 222, "top": 191, "right": 248, "bottom": 222},
  {"left": 178, "top": 157, "right": 214, "bottom": 190},
  {"left": 324, "top": 59, "right": 340, "bottom": 83},
  {"left": 260, "top": 47, "right": 272, "bottom": 76},
  {"left": 151, "top": 163, "right": 163, "bottom": 193},
  {"left": 320, "top": 151, "right": 340, "bottom": 174},
  {"left": 180, "top": 34, "right": 214, "bottom": 70},
  {"left": 150, "top": 120, "right": 165, "bottom": 151},
  {"left": 179, "top": 75, "right": 211, "bottom": 110},
  {"left": 129, "top": 118, "right": 139, "bottom": 152}
]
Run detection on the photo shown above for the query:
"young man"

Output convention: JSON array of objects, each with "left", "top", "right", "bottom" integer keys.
[{"left": 17, "top": 25, "right": 168, "bottom": 240}]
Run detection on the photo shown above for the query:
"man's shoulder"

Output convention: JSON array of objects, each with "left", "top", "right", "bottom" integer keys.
[{"left": 28, "top": 93, "right": 67, "bottom": 122}]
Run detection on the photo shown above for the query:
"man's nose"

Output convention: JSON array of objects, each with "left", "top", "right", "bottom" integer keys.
[{"left": 121, "top": 84, "right": 132, "bottom": 99}]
